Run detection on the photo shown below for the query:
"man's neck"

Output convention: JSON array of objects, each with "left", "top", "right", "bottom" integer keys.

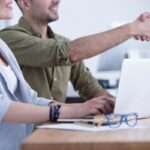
[{"left": 24, "top": 16, "right": 48, "bottom": 39}]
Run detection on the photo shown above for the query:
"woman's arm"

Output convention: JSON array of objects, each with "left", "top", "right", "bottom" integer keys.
[
  {"left": 3, "top": 102, "right": 49, "bottom": 123},
  {"left": 3, "top": 95, "right": 114, "bottom": 123}
]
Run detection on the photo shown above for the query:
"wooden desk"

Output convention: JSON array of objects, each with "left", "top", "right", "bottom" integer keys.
[{"left": 22, "top": 120, "right": 150, "bottom": 150}]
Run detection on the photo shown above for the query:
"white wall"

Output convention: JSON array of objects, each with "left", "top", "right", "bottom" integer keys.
[
  {"left": 2, "top": 0, "right": 150, "bottom": 72},
  {"left": 52, "top": 0, "right": 150, "bottom": 38},
  {"left": 51, "top": 0, "right": 150, "bottom": 72}
]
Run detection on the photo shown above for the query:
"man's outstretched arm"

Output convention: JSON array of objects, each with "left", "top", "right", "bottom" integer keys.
[{"left": 69, "top": 14, "right": 150, "bottom": 62}]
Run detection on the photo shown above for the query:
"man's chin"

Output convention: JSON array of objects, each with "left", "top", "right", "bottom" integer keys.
[{"left": 48, "top": 16, "right": 59, "bottom": 23}]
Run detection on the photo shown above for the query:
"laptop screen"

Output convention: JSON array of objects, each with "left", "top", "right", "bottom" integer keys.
[{"left": 114, "top": 59, "right": 150, "bottom": 118}]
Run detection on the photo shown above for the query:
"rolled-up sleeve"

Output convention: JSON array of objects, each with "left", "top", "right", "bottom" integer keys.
[
  {"left": 0, "top": 29, "right": 71, "bottom": 67},
  {"left": 0, "top": 93, "right": 12, "bottom": 123}
]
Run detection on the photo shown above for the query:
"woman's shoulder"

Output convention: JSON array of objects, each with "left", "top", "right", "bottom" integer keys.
[
  {"left": 0, "top": 38, "right": 6, "bottom": 44},
  {"left": 0, "top": 38, "right": 10, "bottom": 50},
  {"left": 0, "top": 38, "right": 14, "bottom": 58},
  {"left": 0, "top": 39, "right": 18, "bottom": 66}
]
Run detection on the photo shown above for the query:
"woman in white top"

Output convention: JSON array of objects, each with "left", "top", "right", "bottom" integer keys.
[{"left": 0, "top": 1, "right": 116, "bottom": 150}]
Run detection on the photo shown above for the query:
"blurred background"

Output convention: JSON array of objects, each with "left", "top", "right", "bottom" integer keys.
[{"left": 1, "top": 0, "right": 150, "bottom": 97}]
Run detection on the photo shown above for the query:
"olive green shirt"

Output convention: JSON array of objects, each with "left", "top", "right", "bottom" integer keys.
[{"left": 0, "top": 17, "right": 103, "bottom": 102}]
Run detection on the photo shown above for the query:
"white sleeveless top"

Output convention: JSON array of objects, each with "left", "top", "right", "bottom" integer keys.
[{"left": 0, "top": 65, "right": 17, "bottom": 93}]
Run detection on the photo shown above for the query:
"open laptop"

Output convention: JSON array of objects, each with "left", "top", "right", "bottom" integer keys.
[{"left": 114, "top": 59, "right": 150, "bottom": 118}]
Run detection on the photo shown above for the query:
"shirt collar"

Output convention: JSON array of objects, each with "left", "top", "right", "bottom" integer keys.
[{"left": 18, "top": 17, "right": 55, "bottom": 38}]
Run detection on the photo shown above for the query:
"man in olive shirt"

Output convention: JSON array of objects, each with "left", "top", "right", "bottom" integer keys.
[{"left": 1, "top": 0, "right": 150, "bottom": 113}]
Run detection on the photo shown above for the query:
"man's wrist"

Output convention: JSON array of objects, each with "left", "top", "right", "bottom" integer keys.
[
  {"left": 127, "top": 21, "right": 140, "bottom": 37},
  {"left": 82, "top": 101, "right": 92, "bottom": 116}
]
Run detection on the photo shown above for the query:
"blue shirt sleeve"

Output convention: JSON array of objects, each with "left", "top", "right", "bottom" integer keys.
[
  {"left": 0, "top": 93, "right": 12, "bottom": 123},
  {"left": 29, "top": 87, "right": 54, "bottom": 106}
]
